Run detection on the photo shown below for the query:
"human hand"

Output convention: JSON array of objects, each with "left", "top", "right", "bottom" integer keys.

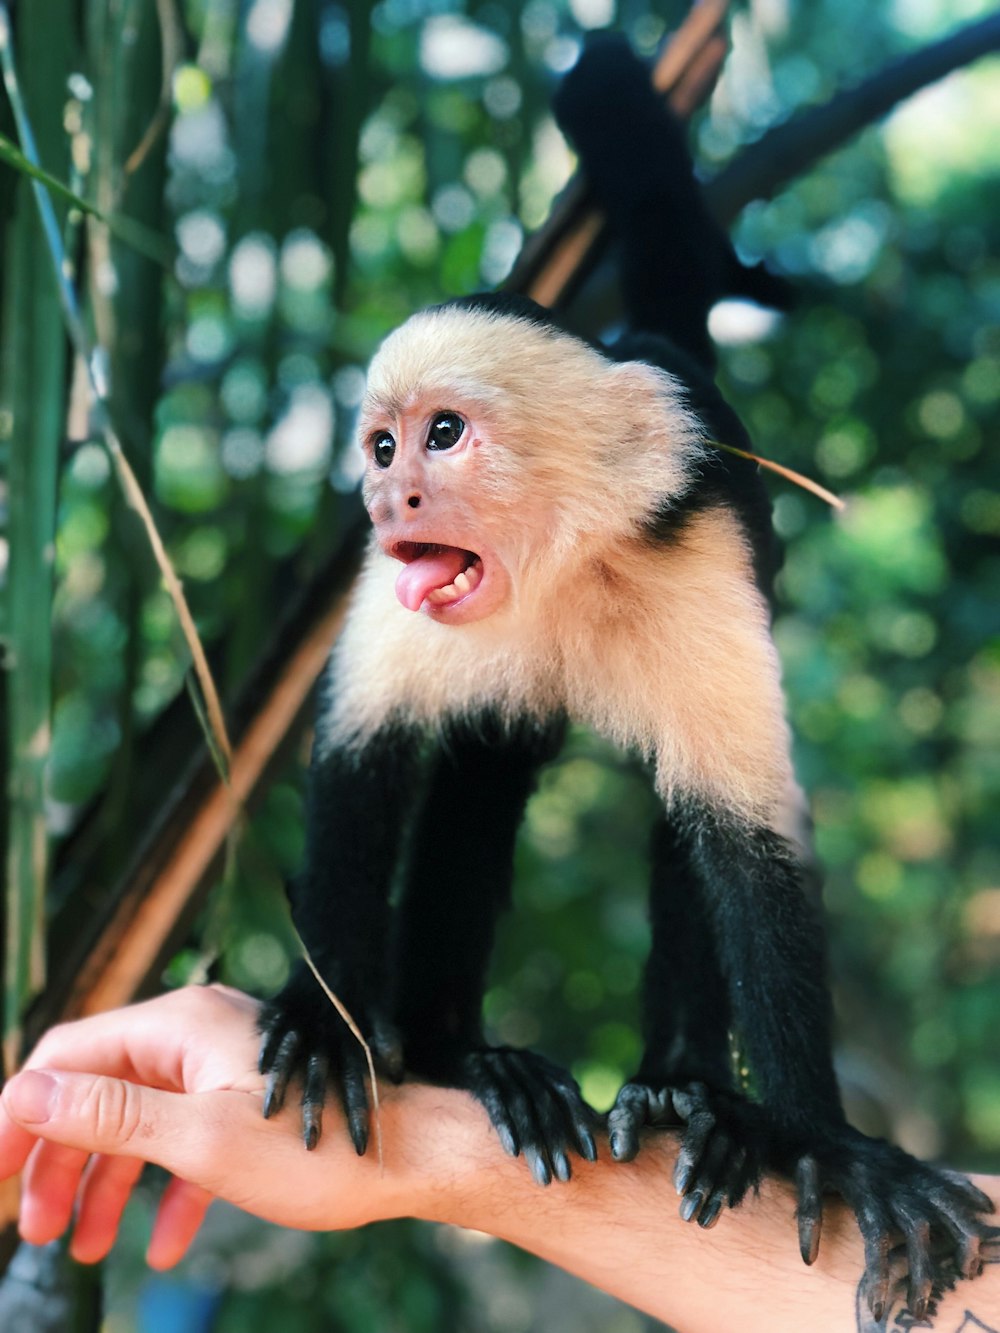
[{"left": 0, "top": 985, "right": 443, "bottom": 1269}]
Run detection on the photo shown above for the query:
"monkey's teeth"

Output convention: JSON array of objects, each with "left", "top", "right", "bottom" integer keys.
[{"left": 424, "top": 558, "right": 483, "bottom": 607}]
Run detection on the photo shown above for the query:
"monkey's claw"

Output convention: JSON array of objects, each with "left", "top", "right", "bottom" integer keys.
[
  {"left": 258, "top": 961, "right": 402, "bottom": 1154},
  {"left": 460, "top": 1047, "right": 598, "bottom": 1186},
  {"left": 785, "top": 1128, "right": 994, "bottom": 1321},
  {"left": 608, "top": 1079, "right": 763, "bottom": 1227}
]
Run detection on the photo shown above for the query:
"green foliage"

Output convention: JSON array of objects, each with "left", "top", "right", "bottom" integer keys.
[{"left": 1, "top": 0, "right": 998, "bottom": 1329}]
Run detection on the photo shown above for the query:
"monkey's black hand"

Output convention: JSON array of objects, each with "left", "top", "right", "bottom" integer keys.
[
  {"left": 258, "top": 959, "right": 402, "bottom": 1154},
  {"left": 456, "top": 1047, "right": 599, "bottom": 1186},
  {"left": 608, "top": 1078, "right": 765, "bottom": 1227},
  {"left": 780, "top": 1125, "right": 994, "bottom": 1322}
]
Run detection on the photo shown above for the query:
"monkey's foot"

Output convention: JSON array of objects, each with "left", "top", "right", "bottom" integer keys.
[
  {"left": 785, "top": 1126, "right": 994, "bottom": 1322},
  {"left": 258, "top": 960, "right": 402, "bottom": 1154},
  {"left": 608, "top": 1078, "right": 764, "bottom": 1228},
  {"left": 459, "top": 1047, "right": 599, "bottom": 1186}
]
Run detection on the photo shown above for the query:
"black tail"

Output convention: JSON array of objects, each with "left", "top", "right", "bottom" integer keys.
[{"left": 553, "top": 34, "right": 789, "bottom": 371}]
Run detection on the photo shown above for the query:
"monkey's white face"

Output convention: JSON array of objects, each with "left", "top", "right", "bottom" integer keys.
[
  {"left": 360, "top": 395, "right": 516, "bottom": 625},
  {"left": 356, "top": 304, "right": 703, "bottom": 630}
]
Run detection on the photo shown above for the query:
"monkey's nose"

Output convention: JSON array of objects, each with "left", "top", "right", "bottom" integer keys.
[{"left": 405, "top": 492, "right": 422, "bottom": 510}]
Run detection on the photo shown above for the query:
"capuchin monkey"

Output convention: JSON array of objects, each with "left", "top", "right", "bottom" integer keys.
[{"left": 259, "top": 36, "right": 993, "bottom": 1319}]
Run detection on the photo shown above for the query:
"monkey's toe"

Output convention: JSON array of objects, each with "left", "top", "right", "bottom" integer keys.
[
  {"left": 460, "top": 1047, "right": 598, "bottom": 1185},
  {"left": 786, "top": 1126, "right": 995, "bottom": 1320},
  {"left": 608, "top": 1078, "right": 765, "bottom": 1226}
]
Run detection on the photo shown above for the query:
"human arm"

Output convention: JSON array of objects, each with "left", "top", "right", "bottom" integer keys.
[{"left": 0, "top": 985, "right": 996, "bottom": 1333}]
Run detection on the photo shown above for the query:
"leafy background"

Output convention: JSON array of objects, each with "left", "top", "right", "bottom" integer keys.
[{"left": 0, "top": 0, "right": 998, "bottom": 1329}]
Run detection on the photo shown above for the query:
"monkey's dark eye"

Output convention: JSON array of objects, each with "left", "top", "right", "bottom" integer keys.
[
  {"left": 427, "top": 412, "right": 464, "bottom": 451},
  {"left": 372, "top": 432, "right": 395, "bottom": 468}
]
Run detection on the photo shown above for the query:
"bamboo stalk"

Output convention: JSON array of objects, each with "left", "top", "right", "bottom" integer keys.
[
  {"left": 0, "top": 0, "right": 72, "bottom": 1078},
  {"left": 0, "top": 2, "right": 234, "bottom": 779}
]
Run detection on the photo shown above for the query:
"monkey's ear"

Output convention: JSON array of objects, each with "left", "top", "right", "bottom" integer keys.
[
  {"left": 606, "top": 358, "right": 697, "bottom": 440},
  {"left": 608, "top": 358, "right": 681, "bottom": 406},
  {"left": 600, "top": 359, "right": 702, "bottom": 497}
]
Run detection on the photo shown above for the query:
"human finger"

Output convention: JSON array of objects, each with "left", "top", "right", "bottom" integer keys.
[
  {"left": 18, "top": 1138, "right": 92, "bottom": 1246},
  {"left": 68, "top": 1152, "right": 146, "bottom": 1263},
  {"left": 147, "top": 1177, "right": 214, "bottom": 1270},
  {"left": 24, "top": 986, "right": 262, "bottom": 1094}
]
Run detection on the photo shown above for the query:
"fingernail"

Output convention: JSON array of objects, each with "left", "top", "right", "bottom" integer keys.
[
  {"left": 552, "top": 1151, "right": 571, "bottom": 1183},
  {"left": 680, "top": 1191, "right": 703, "bottom": 1223},
  {"left": 528, "top": 1154, "right": 551, "bottom": 1187},
  {"left": 6, "top": 1071, "right": 58, "bottom": 1124},
  {"left": 674, "top": 1162, "right": 692, "bottom": 1193},
  {"left": 497, "top": 1126, "right": 518, "bottom": 1157}
]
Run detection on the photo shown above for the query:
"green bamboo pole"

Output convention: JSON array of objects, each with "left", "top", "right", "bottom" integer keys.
[
  {"left": 0, "top": 0, "right": 73, "bottom": 1075},
  {"left": 86, "top": 0, "right": 173, "bottom": 854}
]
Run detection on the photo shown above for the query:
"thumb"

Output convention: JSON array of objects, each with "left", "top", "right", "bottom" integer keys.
[{"left": 3, "top": 1069, "right": 222, "bottom": 1180}]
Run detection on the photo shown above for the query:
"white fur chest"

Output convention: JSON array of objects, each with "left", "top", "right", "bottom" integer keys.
[{"left": 319, "top": 513, "right": 794, "bottom": 826}]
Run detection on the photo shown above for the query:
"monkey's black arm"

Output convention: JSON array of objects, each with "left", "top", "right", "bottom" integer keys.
[
  {"left": 637, "top": 816, "right": 736, "bottom": 1094},
  {"left": 258, "top": 716, "right": 421, "bottom": 1152},
  {"left": 607, "top": 812, "right": 751, "bottom": 1226},
  {"left": 391, "top": 714, "right": 598, "bottom": 1184},
  {"left": 608, "top": 812, "right": 736, "bottom": 1153}
]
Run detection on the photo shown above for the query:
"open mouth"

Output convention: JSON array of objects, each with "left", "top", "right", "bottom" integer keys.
[{"left": 390, "top": 541, "right": 484, "bottom": 613}]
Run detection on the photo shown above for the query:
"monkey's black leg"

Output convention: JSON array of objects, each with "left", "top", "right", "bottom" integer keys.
[
  {"left": 609, "top": 814, "right": 757, "bottom": 1221},
  {"left": 259, "top": 714, "right": 421, "bottom": 1153},
  {"left": 683, "top": 801, "right": 993, "bottom": 1319},
  {"left": 391, "top": 713, "right": 596, "bottom": 1183}
]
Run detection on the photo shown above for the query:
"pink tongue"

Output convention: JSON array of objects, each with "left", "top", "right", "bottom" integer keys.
[{"left": 395, "top": 548, "right": 470, "bottom": 612}]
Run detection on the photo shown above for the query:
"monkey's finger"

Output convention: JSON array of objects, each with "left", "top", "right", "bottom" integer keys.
[
  {"left": 484, "top": 1053, "right": 553, "bottom": 1187},
  {"left": 508, "top": 1054, "right": 580, "bottom": 1182},
  {"left": 696, "top": 1146, "right": 745, "bottom": 1230},
  {"left": 795, "top": 1155, "right": 823, "bottom": 1265},
  {"left": 933, "top": 1169, "right": 995, "bottom": 1215},
  {"left": 680, "top": 1128, "right": 731, "bottom": 1223},
  {"left": 370, "top": 1016, "right": 404, "bottom": 1083},
  {"left": 673, "top": 1108, "right": 715, "bottom": 1196},
  {"left": 897, "top": 1212, "right": 933, "bottom": 1322},
  {"left": 669, "top": 1083, "right": 707, "bottom": 1122},
  {"left": 301, "top": 1052, "right": 329, "bottom": 1151},
  {"left": 855, "top": 1196, "right": 895, "bottom": 1323},
  {"left": 338, "top": 1052, "right": 370, "bottom": 1156},
  {"left": 258, "top": 1020, "right": 291, "bottom": 1075},
  {"left": 607, "top": 1083, "right": 651, "bottom": 1162},
  {"left": 727, "top": 1142, "right": 763, "bottom": 1209},
  {"left": 931, "top": 1197, "right": 989, "bottom": 1279},
  {"left": 465, "top": 1054, "right": 520, "bottom": 1158},
  {"left": 507, "top": 1057, "right": 570, "bottom": 1182},
  {"left": 261, "top": 1030, "right": 300, "bottom": 1119},
  {"left": 546, "top": 1077, "right": 599, "bottom": 1164}
]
